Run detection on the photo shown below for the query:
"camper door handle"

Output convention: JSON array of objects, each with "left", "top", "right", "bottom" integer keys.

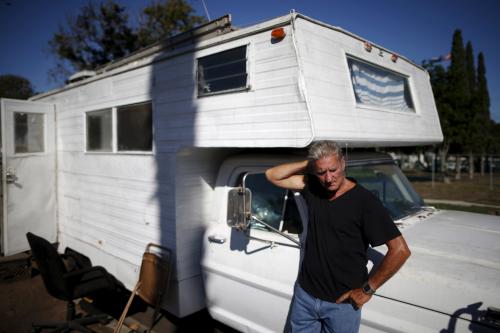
[
  {"left": 208, "top": 235, "right": 226, "bottom": 244},
  {"left": 5, "top": 170, "right": 17, "bottom": 184}
]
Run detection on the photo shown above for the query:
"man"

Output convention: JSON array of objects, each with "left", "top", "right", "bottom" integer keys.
[{"left": 265, "top": 141, "right": 411, "bottom": 333}]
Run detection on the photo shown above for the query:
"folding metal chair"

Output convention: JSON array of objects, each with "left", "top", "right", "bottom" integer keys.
[{"left": 114, "top": 243, "right": 172, "bottom": 333}]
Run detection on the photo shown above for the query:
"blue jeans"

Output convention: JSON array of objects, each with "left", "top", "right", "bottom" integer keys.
[{"left": 290, "top": 283, "right": 361, "bottom": 333}]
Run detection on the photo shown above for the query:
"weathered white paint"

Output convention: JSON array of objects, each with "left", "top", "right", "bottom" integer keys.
[
  {"left": 294, "top": 17, "right": 442, "bottom": 147},
  {"left": 378, "top": 210, "right": 500, "bottom": 319},
  {"left": 26, "top": 13, "right": 444, "bottom": 318},
  {"left": 0, "top": 99, "right": 57, "bottom": 255},
  {"left": 168, "top": 148, "right": 233, "bottom": 314}
]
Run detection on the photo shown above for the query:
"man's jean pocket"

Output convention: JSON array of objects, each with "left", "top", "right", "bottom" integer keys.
[{"left": 290, "top": 283, "right": 361, "bottom": 333}]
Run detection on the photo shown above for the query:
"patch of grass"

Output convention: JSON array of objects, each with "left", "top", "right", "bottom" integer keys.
[{"left": 406, "top": 172, "right": 500, "bottom": 216}]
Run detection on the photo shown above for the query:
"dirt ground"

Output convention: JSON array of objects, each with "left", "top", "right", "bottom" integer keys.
[
  {"left": 0, "top": 253, "right": 68, "bottom": 333},
  {"left": 0, "top": 253, "right": 236, "bottom": 333}
]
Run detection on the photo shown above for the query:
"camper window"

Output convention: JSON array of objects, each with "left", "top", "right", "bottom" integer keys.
[
  {"left": 197, "top": 45, "right": 248, "bottom": 96},
  {"left": 243, "top": 173, "right": 303, "bottom": 235},
  {"left": 117, "top": 102, "right": 152, "bottom": 151},
  {"left": 86, "top": 102, "right": 153, "bottom": 153},
  {"left": 86, "top": 109, "right": 112, "bottom": 152},
  {"left": 14, "top": 112, "right": 44, "bottom": 153},
  {"left": 347, "top": 57, "right": 414, "bottom": 112}
]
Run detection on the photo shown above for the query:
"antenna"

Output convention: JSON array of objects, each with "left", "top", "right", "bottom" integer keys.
[{"left": 201, "top": 0, "right": 211, "bottom": 21}]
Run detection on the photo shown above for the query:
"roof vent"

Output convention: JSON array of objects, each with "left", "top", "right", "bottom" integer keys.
[{"left": 68, "top": 70, "right": 96, "bottom": 83}]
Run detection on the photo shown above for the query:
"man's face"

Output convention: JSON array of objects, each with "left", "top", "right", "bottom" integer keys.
[{"left": 313, "top": 154, "right": 346, "bottom": 192}]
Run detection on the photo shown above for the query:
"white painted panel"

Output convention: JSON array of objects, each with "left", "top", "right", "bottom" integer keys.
[
  {"left": 1, "top": 99, "right": 57, "bottom": 255},
  {"left": 149, "top": 26, "right": 311, "bottom": 148},
  {"left": 295, "top": 18, "right": 442, "bottom": 146},
  {"left": 59, "top": 233, "right": 142, "bottom": 290},
  {"left": 174, "top": 148, "right": 232, "bottom": 281},
  {"left": 55, "top": 148, "right": 177, "bottom": 293},
  {"left": 254, "top": 55, "right": 298, "bottom": 75}
]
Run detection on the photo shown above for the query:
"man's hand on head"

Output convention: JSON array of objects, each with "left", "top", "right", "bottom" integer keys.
[{"left": 264, "top": 160, "right": 308, "bottom": 191}]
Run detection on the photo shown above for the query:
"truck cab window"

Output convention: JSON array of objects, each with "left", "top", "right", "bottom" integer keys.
[
  {"left": 347, "top": 163, "right": 424, "bottom": 220},
  {"left": 243, "top": 173, "right": 303, "bottom": 235},
  {"left": 282, "top": 192, "right": 303, "bottom": 234}
]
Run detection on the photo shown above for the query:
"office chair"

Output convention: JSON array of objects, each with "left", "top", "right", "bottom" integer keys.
[{"left": 26, "top": 232, "right": 120, "bottom": 333}]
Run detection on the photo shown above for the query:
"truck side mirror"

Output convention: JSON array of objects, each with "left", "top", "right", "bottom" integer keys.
[{"left": 227, "top": 187, "right": 251, "bottom": 230}]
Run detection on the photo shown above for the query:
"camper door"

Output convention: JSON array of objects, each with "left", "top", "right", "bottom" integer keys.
[{"left": 1, "top": 98, "right": 56, "bottom": 256}]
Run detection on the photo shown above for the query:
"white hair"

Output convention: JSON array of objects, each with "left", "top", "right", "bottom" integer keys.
[{"left": 308, "top": 140, "right": 343, "bottom": 161}]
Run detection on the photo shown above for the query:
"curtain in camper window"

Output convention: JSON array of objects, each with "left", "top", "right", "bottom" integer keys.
[{"left": 348, "top": 57, "right": 414, "bottom": 112}]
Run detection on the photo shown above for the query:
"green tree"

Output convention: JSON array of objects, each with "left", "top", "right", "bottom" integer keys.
[
  {"left": 49, "top": 0, "right": 136, "bottom": 80},
  {"left": 476, "top": 52, "right": 493, "bottom": 172},
  {"left": 477, "top": 52, "right": 490, "bottom": 119},
  {"left": 0, "top": 74, "right": 35, "bottom": 99},
  {"left": 426, "top": 31, "right": 494, "bottom": 178},
  {"left": 447, "top": 30, "right": 470, "bottom": 179},
  {"left": 48, "top": 0, "right": 205, "bottom": 83},
  {"left": 464, "top": 41, "right": 478, "bottom": 178},
  {"left": 490, "top": 122, "right": 500, "bottom": 154},
  {"left": 465, "top": 42, "right": 476, "bottom": 98},
  {"left": 137, "top": 0, "right": 206, "bottom": 47},
  {"left": 448, "top": 30, "right": 470, "bottom": 110},
  {"left": 425, "top": 63, "right": 452, "bottom": 173}
]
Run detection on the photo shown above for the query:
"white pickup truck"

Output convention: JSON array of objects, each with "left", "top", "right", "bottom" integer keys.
[{"left": 202, "top": 151, "right": 500, "bottom": 332}]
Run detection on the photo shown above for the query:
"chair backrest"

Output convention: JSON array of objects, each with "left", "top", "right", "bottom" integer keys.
[
  {"left": 137, "top": 243, "right": 172, "bottom": 306},
  {"left": 26, "top": 232, "right": 71, "bottom": 300}
]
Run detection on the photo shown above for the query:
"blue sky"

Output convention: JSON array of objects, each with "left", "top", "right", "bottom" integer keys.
[{"left": 1, "top": 0, "right": 499, "bottom": 122}]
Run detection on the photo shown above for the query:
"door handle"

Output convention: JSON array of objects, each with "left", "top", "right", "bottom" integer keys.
[
  {"left": 208, "top": 235, "right": 226, "bottom": 244},
  {"left": 5, "top": 170, "right": 17, "bottom": 184}
]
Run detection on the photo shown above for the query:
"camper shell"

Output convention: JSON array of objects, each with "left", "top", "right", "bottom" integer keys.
[{"left": 2, "top": 12, "right": 499, "bottom": 333}]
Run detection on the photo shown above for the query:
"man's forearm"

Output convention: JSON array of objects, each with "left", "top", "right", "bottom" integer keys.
[
  {"left": 265, "top": 160, "right": 309, "bottom": 181},
  {"left": 336, "top": 235, "right": 410, "bottom": 308},
  {"left": 265, "top": 160, "right": 309, "bottom": 190},
  {"left": 369, "top": 236, "right": 411, "bottom": 290}
]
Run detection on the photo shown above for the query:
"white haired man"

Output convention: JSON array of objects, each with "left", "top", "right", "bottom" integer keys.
[{"left": 265, "top": 141, "right": 411, "bottom": 333}]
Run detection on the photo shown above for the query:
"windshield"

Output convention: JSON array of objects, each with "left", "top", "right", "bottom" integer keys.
[{"left": 347, "top": 163, "right": 424, "bottom": 220}]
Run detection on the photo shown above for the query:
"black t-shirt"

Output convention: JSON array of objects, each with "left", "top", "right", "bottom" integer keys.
[{"left": 298, "top": 176, "right": 401, "bottom": 302}]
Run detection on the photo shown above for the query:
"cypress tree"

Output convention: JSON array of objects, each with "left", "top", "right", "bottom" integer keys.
[
  {"left": 491, "top": 122, "right": 500, "bottom": 154},
  {"left": 464, "top": 41, "right": 477, "bottom": 178},
  {"left": 477, "top": 52, "right": 490, "bottom": 115},
  {"left": 476, "top": 52, "right": 492, "bottom": 173},
  {"left": 448, "top": 30, "right": 470, "bottom": 109},
  {"left": 427, "top": 64, "right": 453, "bottom": 173},
  {"left": 447, "top": 30, "right": 469, "bottom": 179},
  {"left": 465, "top": 42, "right": 476, "bottom": 97}
]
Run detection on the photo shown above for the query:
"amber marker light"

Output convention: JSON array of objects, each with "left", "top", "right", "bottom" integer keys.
[
  {"left": 391, "top": 54, "right": 398, "bottom": 62},
  {"left": 271, "top": 27, "right": 286, "bottom": 40}
]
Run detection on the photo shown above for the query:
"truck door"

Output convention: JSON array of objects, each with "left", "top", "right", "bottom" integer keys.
[
  {"left": 203, "top": 170, "right": 307, "bottom": 333},
  {"left": 1, "top": 98, "right": 56, "bottom": 256}
]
